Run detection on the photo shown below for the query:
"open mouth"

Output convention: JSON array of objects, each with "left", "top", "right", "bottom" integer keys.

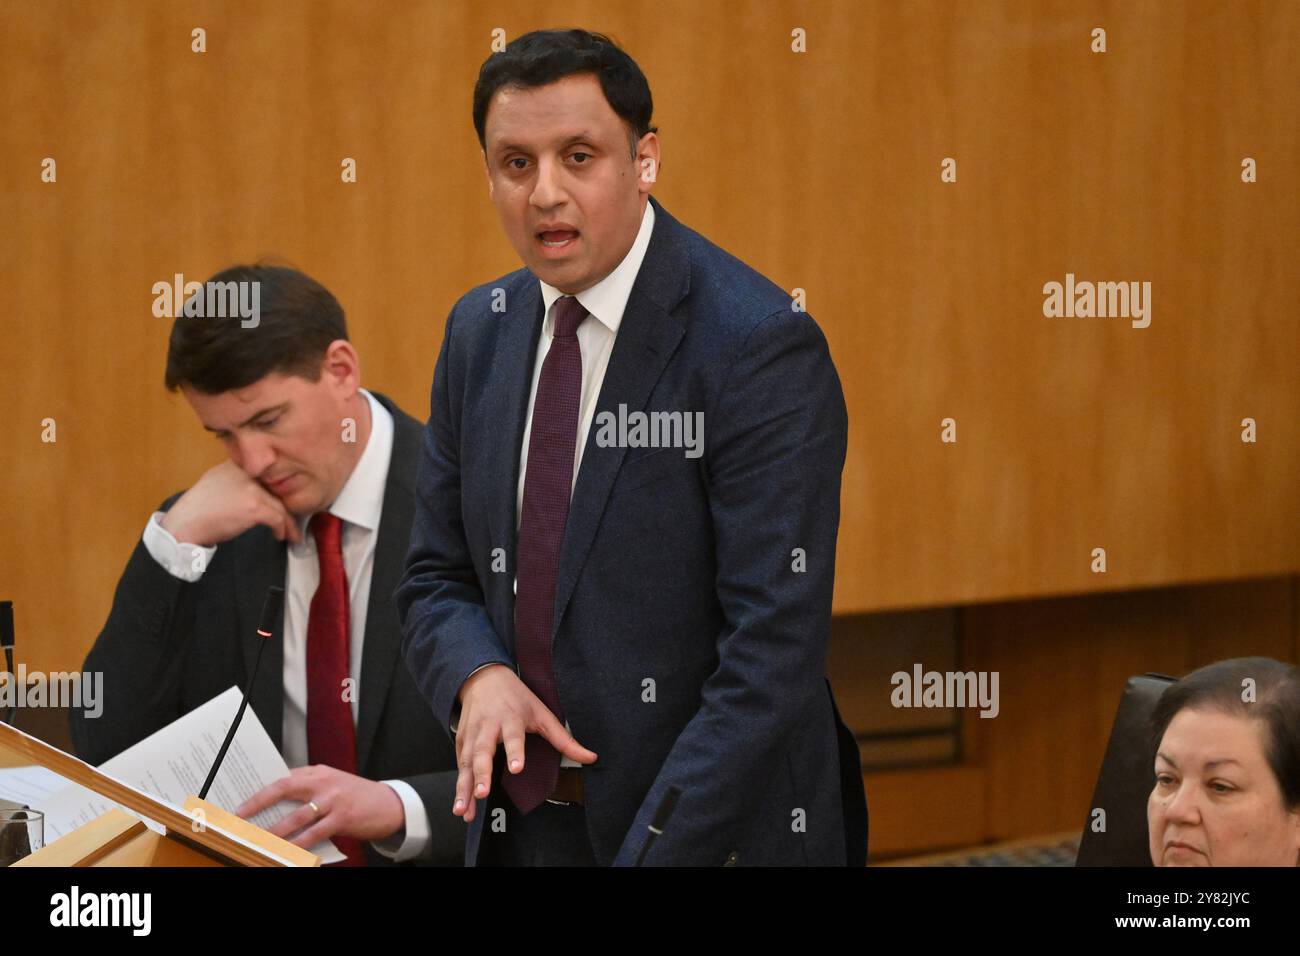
[{"left": 538, "top": 230, "right": 579, "bottom": 249}]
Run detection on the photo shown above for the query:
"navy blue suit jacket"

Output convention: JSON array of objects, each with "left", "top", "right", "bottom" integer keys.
[{"left": 396, "top": 195, "right": 867, "bottom": 866}]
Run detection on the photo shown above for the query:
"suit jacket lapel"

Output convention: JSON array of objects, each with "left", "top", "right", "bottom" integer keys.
[
  {"left": 354, "top": 394, "right": 417, "bottom": 773},
  {"left": 484, "top": 282, "right": 546, "bottom": 654}
]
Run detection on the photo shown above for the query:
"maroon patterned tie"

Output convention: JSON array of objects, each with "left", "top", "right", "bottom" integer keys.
[
  {"left": 505, "top": 295, "right": 588, "bottom": 814},
  {"left": 306, "top": 512, "right": 366, "bottom": 865}
]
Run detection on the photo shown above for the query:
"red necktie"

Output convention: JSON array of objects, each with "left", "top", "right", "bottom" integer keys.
[
  {"left": 505, "top": 295, "right": 588, "bottom": 815},
  {"left": 306, "top": 511, "right": 366, "bottom": 866}
]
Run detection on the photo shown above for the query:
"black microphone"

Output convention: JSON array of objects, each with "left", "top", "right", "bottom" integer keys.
[
  {"left": 199, "top": 586, "right": 283, "bottom": 800},
  {"left": 1, "top": 601, "right": 15, "bottom": 726},
  {"left": 633, "top": 783, "right": 682, "bottom": 866}
]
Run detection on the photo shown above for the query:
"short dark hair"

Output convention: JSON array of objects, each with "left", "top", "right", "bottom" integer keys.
[
  {"left": 473, "top": 28, "right": 657, "bottom": 159},
  {"left": 164, "top": 264, "right": 347, "bottom": 394},
  {"left": 1150, "top": 656, "right": 1300, "bottom": 809}
]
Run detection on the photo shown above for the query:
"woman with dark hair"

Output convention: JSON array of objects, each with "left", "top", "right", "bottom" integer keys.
[{"left": 1148, "top": 656, "right": 1300, "bottom": 866}]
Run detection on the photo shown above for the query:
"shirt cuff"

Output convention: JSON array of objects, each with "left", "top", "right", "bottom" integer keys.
[
  {"left": 142, "top": 512, "right": 217, "bottom": 582},
  {"left": 370, "top": 779, "right": 433, "bottom": 862}
]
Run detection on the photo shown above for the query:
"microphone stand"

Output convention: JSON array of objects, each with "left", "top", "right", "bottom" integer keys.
[
  {"left": 634, "top": 784, "right": 682, "bottom": 866},
  {"left": 1, "top": 601, "right": 15, "bottom": 726},
  {"left": 199, "top": 586, "right": 283, "bottom": 800}
]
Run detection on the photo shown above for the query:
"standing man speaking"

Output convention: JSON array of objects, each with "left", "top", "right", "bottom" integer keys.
[{"left": 397, "top": 28, "right": 867, "bottom": 866}]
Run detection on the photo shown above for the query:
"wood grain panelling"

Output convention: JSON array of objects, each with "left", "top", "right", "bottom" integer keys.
[
  {"left": 1, "top": 2, "right": 1297, "bottom": 676},
  {"left": 862, "top": 765, "right": 986, "bottom": 859},
  {"left": 851, "top": 576, "right": 1296, "bottom": 858},
  {"left": 963, "top": 576, "right": 1296, "bottom": 845}
]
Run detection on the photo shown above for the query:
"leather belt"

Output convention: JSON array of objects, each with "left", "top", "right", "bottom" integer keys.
[{"left": 545, "top": 767, "right": 584, "bottom": 806}]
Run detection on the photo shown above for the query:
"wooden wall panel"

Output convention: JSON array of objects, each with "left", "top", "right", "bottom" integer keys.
[
  {"left": 854, "top": 576, "right": 1296, "bottom": 858},
  {"left": 1, "top": 2, "right": 1297, "bottom": 674},
  {"left": 963, "top": 575, "right": 1296, "bottom": 846}
]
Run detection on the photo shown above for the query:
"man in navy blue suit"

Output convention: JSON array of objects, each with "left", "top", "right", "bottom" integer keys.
[{"left": 396, "top": 28, "right": 867, "bottom": 866}]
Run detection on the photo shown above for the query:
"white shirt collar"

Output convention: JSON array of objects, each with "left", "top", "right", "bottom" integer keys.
[
  {"left": 538, "top": 198, "right": 655, "bottom": 334},
  {"left": 297, "top": 388, "right": 392, "bottom": 539}
]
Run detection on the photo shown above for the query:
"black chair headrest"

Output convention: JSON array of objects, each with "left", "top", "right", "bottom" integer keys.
[{"left": 1076, "top": 673, "right": 1176, "bottom": 867}]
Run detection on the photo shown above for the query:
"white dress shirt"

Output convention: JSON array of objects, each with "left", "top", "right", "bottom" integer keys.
[
  {"left": 512, "top": 198, "right": 657, "bottom": 767},
  {"left": 142, "top": 388, "right": 432, "bottom": 861}
]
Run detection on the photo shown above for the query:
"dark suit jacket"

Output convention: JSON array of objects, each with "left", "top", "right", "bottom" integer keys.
[
  {"left": 70, "top": 391, "right": 463, "bottom": 866},
  {"left": 396, "top": 196, "right": 868, "bottom": 866}
]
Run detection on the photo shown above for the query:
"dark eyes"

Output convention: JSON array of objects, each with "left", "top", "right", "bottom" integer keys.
[
  {"left": 508, "top": 152, "right": 591, "bottom": 170},
  {"left": 212, "top": 416, "right": 278, "bottom": 439},
  {"left": 1154, "top": 773, "right": 1235, "bottom": 794}
]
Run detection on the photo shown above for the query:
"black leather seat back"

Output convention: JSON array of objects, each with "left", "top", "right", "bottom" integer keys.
[{"left": 1075, "top": 673, "right": 1176, "bottom": 867}]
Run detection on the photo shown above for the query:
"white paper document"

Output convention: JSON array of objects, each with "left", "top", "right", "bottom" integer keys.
[
  {"left": 32, "top": 687, "right": 344, "bottom": 864},
  {"left": 0, "top": 764, "right": 67, "bottom": 806}
]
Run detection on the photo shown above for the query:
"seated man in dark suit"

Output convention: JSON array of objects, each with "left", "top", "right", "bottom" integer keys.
[{"left": 71, "top": 264, "right": 461, "bottom": 866}]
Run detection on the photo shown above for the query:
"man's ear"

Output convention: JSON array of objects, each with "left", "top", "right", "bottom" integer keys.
[
  {"left": 635, "top": 131, "right": 661, "bottom": 192},
  {"left": 321, "top": 339, "right": 361, "bottom": 394},
  {"left": 483, "top": 151, "right": 494, "bottom": 198}
]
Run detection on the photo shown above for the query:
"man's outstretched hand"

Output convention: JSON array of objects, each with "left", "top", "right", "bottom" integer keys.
[{"left": 452, "top": 663, "right": 597, "bottom": 823}]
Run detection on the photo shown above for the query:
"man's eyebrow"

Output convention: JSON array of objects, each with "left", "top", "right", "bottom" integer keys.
[
  {"left": 203, "top": 402, "right": 289, "bottom": 433},
  {"left": 495, "top": 132, "right": 599, "bottom": 156}
]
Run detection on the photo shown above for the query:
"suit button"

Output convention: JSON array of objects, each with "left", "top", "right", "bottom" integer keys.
[{"left": 724, "top": 851, "right": 738, "bottom": 866}]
